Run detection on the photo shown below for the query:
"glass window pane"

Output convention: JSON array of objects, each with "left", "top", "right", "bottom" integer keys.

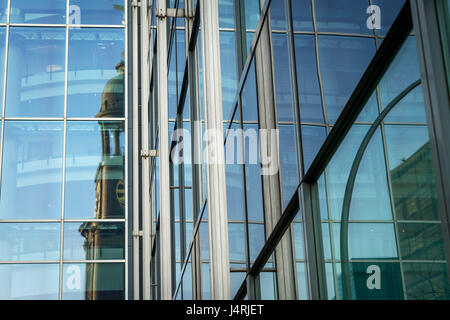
[
  {"left": 402, "top": 263, "right": 450, "bottom": 300},
  {"left": 296, "top": 262, "right": 309, "bottom": 299},
  {"left": 219, "top": 0, "right": 234, "bottom": 28},
  {"left": 291, "top": 0, "right": 313, "bottom": 31},
  {"left": 0, "top": 121, "right": 63, "bottom": 220},
  {"left": 397, "top": 223, "right": 446, "bottom": 261},
  {"left": 0, "top": 29, "right": 6, "bottom": 106},
  {"left": 332, "top": 223, "right": 398, "bottom": 260},
  {"left": 244, "top": 0, "right": 260, "bottom": 30},
  {"left": 69, "top": 0, "right": 125, "bottom": 25},
  {"left": 0, "top": 223, "right": 60, "bottom": 261},
  {"left": 228, "top": 222, "right": 246, "bottom": 262},
  {"left": 0, "top": 0, "right": 6, "bottom": 23},
  {"left": 220, "top": 31, "right": 238, "bottom": 119},
  {"left": 384, "top": 125, "right": 438, "bottom": 221},
  {"left": 259, "top": 272, "right": 276, "bottom": 299},
  {"left": 10, "top": 0, "right": 66, "bottom": 24},
  {"left": 270, "top": 0, "right": 286, "bottom": 30},
  {"left": 64, "top": 121, "right": 125, "bottom": 219},
  {"left": 230, "top": 271, "right": 246, "bottom": 298},
  {"left": 249, "top": 223, "right": 265, "bottom": 262},
  {"left": 301, "top": 125, "right": 326, "bottom": 171},
  {"left": 6, "top": 27, "right": 66, "bottom": 117},
  {"left": 279, "top": 125, "right": 299, "bottom": 208},
  {"left": 64, "top": 222, "right": 125, "bottom": 260},
  {"left": 318, "top": 36, "right": 376, "bottom": 123},
  {"left": 67, "top": 28, "right": 125, "bottom": 118},
  {"left": 241, "top": 60, "right": 258, "bottom": 121},
  {"left": 0, "top": 264, "right": 59, "bottom": 299},
  {"left": 62, "top": 263, "right": 125, "bottom": 300},
  {"left": 315, "top": 0, "right": 372, "bottom": 34},
  {"left": 293, "top": 222, "right": 305, "bottom": 260},
  {"left": 294, "top": 35, "right": 323, "bottom": 123},
  {"left": 372, "top": 0, "right": 406, "bottom": 36}
]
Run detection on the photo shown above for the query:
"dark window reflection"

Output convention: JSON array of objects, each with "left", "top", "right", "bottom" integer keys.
[
  {"left": 67, "top": 28, "right": 125, "bottom": 118},
  {"left": 64, "top": 121, "right": 125, "bottom": 219},
  {"left": 402, "top": 263, "right": 450, "bottom": 300},
  {"left": 5, "top": 27, "right": 66, "bottom": 117},
  {"left": 10, "top": 0, "right": 66, "bottom": 24},
  {"left": 0, "top": 223, "right": 60, "bottom": 261},
  {"left": 0, "top": 264, "right": 59, "bottom": 300},
  {"left": 62, "top": 263, "right": 125, "bottom": 300},
  {"left": 0, "top": 121, "right": 63, "bottom": 220},
  {"left": 318, "top": 36, "right": 375, "bottom": 123},
  {"left": 64, "top": 222, "right": 125, "bottom": 260},
  {"left": 69, "top": 0, "right": 125, "bottom": 25}
]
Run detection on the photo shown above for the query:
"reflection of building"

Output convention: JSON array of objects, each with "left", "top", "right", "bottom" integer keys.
[{"left": 79, "top": 61, "right": 125, "bottom": 300}]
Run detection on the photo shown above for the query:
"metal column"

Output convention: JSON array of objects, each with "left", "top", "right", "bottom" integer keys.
[
  {"left": 200, "top": 0, "right": 231, "bottom": 300},
  {"left": 157, "top": 0, "right": 173, "bottom": 300},
  {"left": 254, "top": 15, "right": 297, "bottom": 300}
]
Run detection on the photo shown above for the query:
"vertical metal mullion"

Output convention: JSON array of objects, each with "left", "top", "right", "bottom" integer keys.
[
  {"left": 58, "top": 0, "right": 70, "bottom": 301},
  {"left": 0, "top": 0, "right": 10, "bottom": 195},
  {"left": 124, "top": 0, "right": 129, "bottom": 301},
  {"left": 233, "top": 0, "right": 247, "bottom": 77}
]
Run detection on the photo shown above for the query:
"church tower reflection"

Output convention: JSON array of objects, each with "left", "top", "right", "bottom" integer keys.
[{"left": 78, "top": 60, "right": 125, "bottom": 300}]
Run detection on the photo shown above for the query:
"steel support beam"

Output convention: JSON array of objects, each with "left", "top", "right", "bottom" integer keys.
[
  {"left": 254, "top": 16, "right": 296, "bottom": 300},
  {"left": 131, "top": 0, "right": 140, "bottom": 301},
  {"left": 410, "top": 0, "right": 450, "bottom": 280},
  {"left": 200, "top": 0, "right": 231, "bottom": 300},
  {"left": 186, "top": 0, "right": 204, "bottom": 300}
]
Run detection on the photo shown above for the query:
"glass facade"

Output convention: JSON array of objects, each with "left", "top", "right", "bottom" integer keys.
[
  {"left": 0, "top": 0, "right": 127, "bottom": 300},
  {"left": 0, "top": 0, "right": 449, "bottom": 301}
]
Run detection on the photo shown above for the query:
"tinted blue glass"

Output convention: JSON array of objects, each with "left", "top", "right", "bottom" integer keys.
[
  {"left": 228, "top": 222, "right": 246, "bottom": 261},
  {"left": 301, "top": 125, "right": 326, "bottom": 171},
  {"left": 379, "top": 37, "right": 422, "bottom": 116},
  {"left": 249, "top": 223, "right": 265, "bottom": 261},
  {"left": 0, "top": 0, "right": 6, "bottom": 23},
  {"left": 294, "top": 35, "right": 323, "bottom": 123},
  {"left": 0, "top": 121, "right": 63, "bottom": 220},
  {"left": 259, "top": 272, "right": 276, "bottom": 299},
  {"left": 6, "top": 27, "right": 65, "bottom": 117},
  {"left": 356, "top": 92, "right": 379, "bottom": 122},
  {"left": 384, "top": 125, "right": 438, "bottom": 221},
  {"left": 372, "top": 0, "right": 405, "bottom": 35},
  {"left": 279, "top": 125, "right": 299, "bottom": 207},
  {"left": 293, "top": 222, "right": 305, "bottom": 260},
  {"left": 225, "top": 123, "right": 245, "bottom": 221},
  {"left": 241, "top": 60, "right": 258, "bottom": 121},
  {"left": 0, "top": 264, "right": 59, "bottom": 299},
  {"left": 69, "top": 0, "right": 124, "bottom": 25},
  {"left": 64, "top": 121, "right": 125, "bottom": 219},
  {"left": 219, "top": 0, "right": 235, "bottom": 28},
  {"left": 315, "top": 0, "right": 371, "bottom": 34},
  {"left": 319, "top": 36, "right": 376, "bottom": 123},
  {"left": 62, "top": 263, "right": 125, "bottom": 299},
  {"left": 296, "top": 263, "right": 309, "bottom": 299},
  {"left": 168, "top": 34, "right": 177, "bottom": 119},
  {"left": 327, "top": 125, "right": 369, "bottom": 220},
  {"left": 230, "top": 271, "right": 246, "bottom": 297},
  {"left": 384, "top": 86, "right": 427, "bottom": 123},
  {"left": 220, "top": 31, "right": 238, "bottom": 119},
  {"left": 244, "top": 0, "right": 260, "bottom": 30},
  {"left": 270, "top": 0, "right": 286, "bottom": 30},
  {"left": 332, "top": 223, "right": 398, "bottom": 260},
  {"left": 243, "top": 124, "right": 264, "bottom": 221},
  {"left": 67, "top": 28, "right": 124, "bottom": 118},
  {"left": 182, "top": 263, "right": 193, "bottom": 299},
  {"left": 397, "top": 223, "right": 446, "bottom": 261},
  {"left": 0, "top": 29, "right": 6, "bottom": 107},
  {"left": 321, "top": 223, "right": 332, "bottom": 259},
  {"left": 64, "top": 222, "right": 125, "bottom": 260},
  {"left": 0, "top": 223, "right": 60, "bottom": 261},
  {"left": 10, "top": 0, "right": 66, "bottom": 24},
  {"left": 291, "top": 0, "right": 313, "bottom": 31},
  {"left": 272, "top": 33, "right": 294, "bottom": 122},
  {"left": 349, "top": 128, "right": 393, "bottom": 220}
]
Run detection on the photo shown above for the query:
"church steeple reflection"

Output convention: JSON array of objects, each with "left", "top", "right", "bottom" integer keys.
[{"left": 78, "top": 59, "right": 125, "bottom": 300}]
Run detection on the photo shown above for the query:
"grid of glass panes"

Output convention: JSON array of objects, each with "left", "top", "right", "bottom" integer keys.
[{"left": 0, "top": 0, "right": 127, "bottom": 300}]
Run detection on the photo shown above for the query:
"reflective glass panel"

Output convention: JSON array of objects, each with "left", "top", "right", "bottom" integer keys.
[
  {"left": 67, "top": 28, "right": 125, "bottom": 118},
  {"left": 318, "top": 36, "right": 375, "bottom": 123},
  {"left": 294, "top": 35, "right": 323, "bottom": 123},
  {"left": 372, "top": 0, "right": 405, "bottom": 36},
  {"left": 0, "top": 264, "right": 59, "bottom": 299},
  {"left": 0, "top": 223, "right": 60, "bottom": 261},
  {"left": 397, "top": 223, "right": 446, "bottom": 261},
  {"left": 219, "top": 0, "right": 234, "bottom": 28},
  {"left": 62, "top": 263, "right": 125, "bottom": 300},
  {"left": 64, "top": 121, "right": 125, "bottom": 219},
  {"left": 315, "top": 0, "right": 372, "bottom": 34},
  {"left": 291, "top": 0, "right": 313, "bottom": 31},
  {"left": 228, "top": 222, "right": 246, "bottom": 262},
  {"left": 0, "top": 0, "right": 6, "bottom": 23},
  {"left": 0, "top": 121, "right": 63, "bottom": 220},
  {"left": 259, "top": 272, "right": 276, "bottom": 299},
  {"left": 64, "top": 222, "right": 125, "bottom": 260},
  {"left": 10, "top": 0, "right": 66, "bottom": 24},
  {"left": 402, "top": 263, "right": 450, "bottom": 300},
  {"left": 6, "top": 27, "right": 65, "bottom": 117},
  {"left": 301, "top": 125, "right": 326, "bottom": 171},
  {"left": 69, "top": 0, "right": 125, "bottom": 25},
  {"left": 244, "top": 0, "right": 260, "bottom": 30},
  {"left": 249, "top": 223, "right": 265, "bottom": 262},
  {"left": 270, "top": 0, "right": 286, "bottom": 30},
  {"left": 0, "top": 29, "right": 6, "bottom": 106},
  {"left": 279, "top": 124, "right": 299, "bottom": 207},
  {"left": 220, "top": 31, "right": 237, "bottom": 119}
]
